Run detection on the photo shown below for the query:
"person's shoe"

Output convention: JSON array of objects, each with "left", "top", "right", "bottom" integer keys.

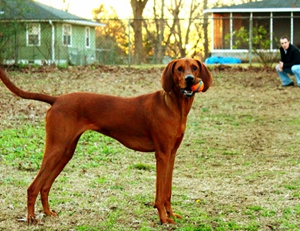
[{"left": 282, "top": 82, "right": 294, "bottom": 87}]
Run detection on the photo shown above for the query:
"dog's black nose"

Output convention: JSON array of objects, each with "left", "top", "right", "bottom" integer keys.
[{"left": 185, "top": 75, "right": 194, "bottom": 83}]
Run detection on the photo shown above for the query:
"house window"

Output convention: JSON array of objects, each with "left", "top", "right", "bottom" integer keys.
[
  {"left": 213, "top": 14, "right": 230, "bottom": 49},
  {"left": 293, "top": 12, "right": 300, "bottom": 48},
  {"left": 213, "top": 13, "right": 274, "bottom": 50},
  {"left": 232, "top": 13, "right": 250, "bottom": 49},
  {"left": 252, "top": 12, "right": 271, "bottom": 49},
  {"left": 273, "top": 12, "right": 290, "bottom": 49},
  {"left": 27, "top": 23, "right": 40, "bottom": 46},
  {"left": 85, "top": 27, "right": 90, "bottom": 48},
  {"left": 63, "top": 24, "right": 72, "bottom": 46}
]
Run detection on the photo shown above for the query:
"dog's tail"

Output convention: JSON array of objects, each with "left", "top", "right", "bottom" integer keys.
[{"left": 0, "top": 68, "right": 57, "bottom": 105}]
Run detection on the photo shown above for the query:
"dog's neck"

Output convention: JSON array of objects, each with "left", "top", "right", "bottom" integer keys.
[{"left": 163, "top": 90, "right": 194, "bottom": 117}]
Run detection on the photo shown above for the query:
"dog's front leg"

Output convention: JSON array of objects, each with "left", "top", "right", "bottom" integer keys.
[
  {"left": 154, "top": 151, "right": 175, "bottom": 224},
  {"left": 164, "top": 150, "right": 182, "bottom": 220}
]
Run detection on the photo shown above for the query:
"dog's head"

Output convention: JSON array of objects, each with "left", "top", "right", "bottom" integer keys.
[{"left": 161, "top": 58, "right": 212, "bottom": 97}]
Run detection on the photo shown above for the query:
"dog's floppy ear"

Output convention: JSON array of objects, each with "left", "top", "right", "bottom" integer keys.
[
  {"left": 196, "top": 60, "right": 212, "bottom": 92},
  {"left": 161, "top": 60, "right": 177, "bottom": 92}
]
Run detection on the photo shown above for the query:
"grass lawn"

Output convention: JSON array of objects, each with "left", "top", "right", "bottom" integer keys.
[{"left": 0, "top": 64, "right": 300, "bottom": 230}]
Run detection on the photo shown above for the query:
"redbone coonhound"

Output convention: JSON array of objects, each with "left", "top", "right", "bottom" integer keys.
[{"left": 0, "top": 58, "right": 212, "bottom": 224}]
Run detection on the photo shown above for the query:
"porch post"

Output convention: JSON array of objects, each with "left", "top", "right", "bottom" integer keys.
[
  {"left": 230, "top": 13, "right": 233, "bottom": 50},
  {"left": 49, "top": 20, "right": 55, "bottom": 64},
  {"left": 249, "top": 12, "right": 253, "bottom": 66},
  {"left": 211, "top": 14, "right": 214, "bottom": 52},
  {"left": 270, "top": 12, "right": 273, "bottom": 50},
  {"left": 291, "top": 12, "right": 293, "bottom": 45}
]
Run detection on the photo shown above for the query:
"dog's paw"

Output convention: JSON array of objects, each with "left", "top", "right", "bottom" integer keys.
[
  {"left": 27, "top": 216, "right": 40, "bottom": 225},
  {"left": 171, "top": 213, "right": 182, "bottom": 219},
  {"left": 48, "top": 210, "right": 58, "bottom": 217},
  {"left": 160, "top": 217, "right": 175, "bottom": 224}
]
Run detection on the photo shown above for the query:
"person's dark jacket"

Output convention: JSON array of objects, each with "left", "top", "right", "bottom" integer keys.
[{"left": 280, "top": 44, "right": 300, "bottom": 69}]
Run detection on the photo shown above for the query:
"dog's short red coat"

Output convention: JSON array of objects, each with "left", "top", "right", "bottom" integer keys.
[{"left": 0, "top": 58, "right": 212, "bottom": 224}]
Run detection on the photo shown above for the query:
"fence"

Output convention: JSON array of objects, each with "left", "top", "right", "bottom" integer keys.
[
  {"left": 0, "top": 18, "right": 209, "bottom": 66},
  {"left": 0, "top": 15, "right": 292, "bottom": 66}
]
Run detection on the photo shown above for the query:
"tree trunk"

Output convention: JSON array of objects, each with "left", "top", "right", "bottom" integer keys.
[
  {"left": 203, "top": 0, "right": 209, "bottom": 60},
  {"left": 157, "top": 0, "right": 164, "bottom": 63},
  {"left": 130, "top": 0, "right": 148, "bottom": 64}
]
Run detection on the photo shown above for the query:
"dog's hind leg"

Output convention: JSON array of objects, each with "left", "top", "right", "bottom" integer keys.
[
  {"left": 40, "top": 135, "right": 81, "bottom": 217},
  {"left": 27, "top": 113, "right": 83, "bottom": 224},
  {"left": 27, "top": 146, "right": 69, "bottom": 223}
]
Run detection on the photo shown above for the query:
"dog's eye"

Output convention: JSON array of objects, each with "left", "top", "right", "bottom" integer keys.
[
  {"left": 192, "top": 66, "right": 198, "bottom": 71},
  {"left": 177, "top": 66, "right": 183, "bottom": 72}
]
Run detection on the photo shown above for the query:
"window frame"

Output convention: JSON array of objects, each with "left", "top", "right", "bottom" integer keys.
[
  {"left": 85, "top": 27, "right": 90, "bottom": 48},
  {"left": 62, "top": 24, "right": 72, "bottom": 47},
  {"left": 27, "top": 23, "right": 41, "bottom": 46}
]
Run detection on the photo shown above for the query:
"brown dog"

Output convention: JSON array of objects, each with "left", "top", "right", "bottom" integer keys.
[{"left": 0, "top": 58, "right": 212, "bottom": 224}]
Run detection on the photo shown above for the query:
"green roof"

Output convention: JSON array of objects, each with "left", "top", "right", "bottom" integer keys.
[
  {"left": 0, "top": 0, "right": 104, "bottom": 27},
  {"left": 204, "top": 0, "right": 300, "bottom": 13}
]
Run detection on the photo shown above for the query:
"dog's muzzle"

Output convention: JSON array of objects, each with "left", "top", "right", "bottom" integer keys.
[
  {"left": 181, "top": 88, "right": 194, "bottom": 97},
  {"left": 181, "top": 75, "right": 195, "bottom": 97}
]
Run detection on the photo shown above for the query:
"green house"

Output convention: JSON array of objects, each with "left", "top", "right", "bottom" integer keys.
[{"left": 0, "top": 0, "right": 104, "bottom": 65}]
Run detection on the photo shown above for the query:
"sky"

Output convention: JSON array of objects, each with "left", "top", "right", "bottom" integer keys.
[{"left": 36, "top": 0, "right": 133, "bottom": 19}]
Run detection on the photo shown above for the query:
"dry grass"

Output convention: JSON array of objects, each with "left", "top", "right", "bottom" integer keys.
[{"left": 0, "top": 64, "right": 300, "bottom": 230}]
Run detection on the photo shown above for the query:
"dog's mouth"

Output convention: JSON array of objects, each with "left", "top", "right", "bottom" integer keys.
[{"left": 180, "top": 87, "right": 194, "bottom": 97}]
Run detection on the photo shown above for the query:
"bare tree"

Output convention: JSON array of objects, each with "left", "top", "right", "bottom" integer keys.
[
  {"left": 149, "top": 0, "right": 165, "bottom": 63},
  {"left": 130, "top": 0, "right": 148, "bottom": 64},
  {"left": 164, "top": 0, "right": 206, "bottom": 59},
  {"left": 168, "top": 0, "right": 184, "bottom": 57},
  {"left": 93, "top": 5, "right": 128, "bottom": 64},
  {"left": 129, "top": 0, "right": 210, "bottom": 63},
  {"left": 142, "top": 0, "right": 180, "bottom": 62}
]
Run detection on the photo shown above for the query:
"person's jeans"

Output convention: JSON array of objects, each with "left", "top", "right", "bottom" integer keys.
[{"left": 276, "top": 64, "right": 300, "bottom": 86}]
